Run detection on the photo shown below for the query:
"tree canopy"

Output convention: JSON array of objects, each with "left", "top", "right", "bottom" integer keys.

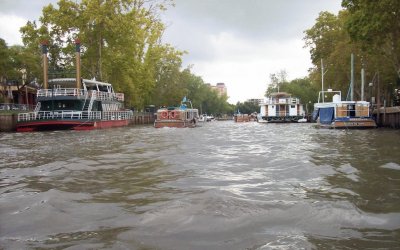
[
  {"left": 303, "top": 4, "right": 400, "bottom": 105},
  {"left": 5, "top": 0, "right": 232, "bottom": 114}
]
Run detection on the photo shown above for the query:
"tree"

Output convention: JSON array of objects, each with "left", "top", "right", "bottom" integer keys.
[
  {"left": 0, "top": 39, "right": 41, "bottom": 103},
  {"left": 342, "top": 0, "right": 400, "bottom": 78},
  {"left": 265, "top": 70, "right": 288, "bottom": 96},
  {"left": 235, "top": 101, "right": 259, "bottom": 115},
  {"left": 304, "top": 11, "right": 359, "bottom": 95},
  {"left": 0, "top": 38, "right": 11, "bottom": 102},
  {"left": 20, "top": 0, "right": 178, "bottom": 108},
  {"left": 304, "top": 8, "right": 399, "bottom": 104}
]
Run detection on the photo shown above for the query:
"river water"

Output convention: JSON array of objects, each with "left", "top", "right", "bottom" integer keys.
[{"left": 1, "top": 122, "right": 399, "bottom": 249}]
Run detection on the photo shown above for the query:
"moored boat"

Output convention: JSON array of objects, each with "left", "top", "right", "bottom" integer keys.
[
  {"left": 234, "top": 113, "right": 250, "bottom": 122},
  {"left": 154, "top": 98, "right": 198, "bottom": 128},
  {"left": 258, "top": 92, "right": 305, "bottom": 123},
  {"left": 16, "top": 78, "right": 133, "bottom": 132},
  {"left": 313, "top": 89, "right": 377, "bottom": 129},
  {"left": 16, "top": 41, "right": 132, "bottom": 132}
]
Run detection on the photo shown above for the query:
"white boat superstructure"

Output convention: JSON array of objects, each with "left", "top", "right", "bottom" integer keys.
[
  {"left": 259, "top": 92, "right": 305, "bottom": 123},
  {"left": 313, "top": 89, "right": 376, "bottom": 129}
]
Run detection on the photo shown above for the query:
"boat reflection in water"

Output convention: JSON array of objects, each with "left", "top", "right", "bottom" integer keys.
[{"left": 0, "top": 122, "right": 399, "bottom": 249}]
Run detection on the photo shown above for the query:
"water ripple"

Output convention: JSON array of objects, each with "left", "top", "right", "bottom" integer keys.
[{"left": 1, "top": 122, "right": 400, "bottom": 249}]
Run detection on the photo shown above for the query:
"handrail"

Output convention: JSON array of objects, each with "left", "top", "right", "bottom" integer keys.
[
  {"left": 37, "top": 88, "right": 124, "bottom": 102},
  {"left": 0, "top": 103, "right": 34, "bottom": 111},
  {"left": 17, "top": 110, "right": 133, "bottom": 122},
  {"left": 263, "top": 97, "right": 300, "bottom": 105}
]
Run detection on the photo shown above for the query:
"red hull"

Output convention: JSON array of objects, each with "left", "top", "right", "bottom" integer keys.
[
  {"left": 154, "top": 120, "right": 196, "bottom": 128},
  {"left": 16, "top": 119, "right": 129, "bottom": 132}
]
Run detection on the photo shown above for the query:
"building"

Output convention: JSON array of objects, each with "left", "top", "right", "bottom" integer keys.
[
  {"left": 0, "top": 81, "right": 38, "bottom": 110},
  {"left": 207, "top": 82, "right": 227, "bottom": 97}
]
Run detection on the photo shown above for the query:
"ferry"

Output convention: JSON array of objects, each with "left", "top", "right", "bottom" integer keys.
[
  {"left": 313, "top": 89, "right": 377, "bottom": 129},
  {"left": 16, "top": 41, "right": 132, "bottom": 132},
  {"left": 16, "top": 78, "right": 133, "bottom": 132},
  {"left": 258, "top": 92, "right": 305, "bottom": 123},
  {"left": 154, "top": 98, "right": 199, "bottom": 128}
]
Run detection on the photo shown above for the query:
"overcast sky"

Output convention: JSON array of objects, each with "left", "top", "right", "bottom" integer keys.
[{"left": 0, "top": 0, "right": 342, "bottom": 104}]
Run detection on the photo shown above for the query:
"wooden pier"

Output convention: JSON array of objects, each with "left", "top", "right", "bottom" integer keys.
[{"left": 375, "top": 107, "right": 400, "bottom": 128}]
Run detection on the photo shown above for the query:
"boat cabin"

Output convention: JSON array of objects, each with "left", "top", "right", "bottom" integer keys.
[{"left": 259, "top": 92, "right": 305, "bottom": 122}]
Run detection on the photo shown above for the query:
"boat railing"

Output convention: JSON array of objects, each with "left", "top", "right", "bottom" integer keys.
[
  {"left": 37, "top": 88, "right": 125, "bottom": 102},
  {"left": 264, "top": 98, "right": 299, "bottom": 105},
  {"left": 17, "top": 110, "right": 103, "bottom": 121},
  {"left": 90, "top": 91, "right": 124, "bottom": 102},
  {"left": 37, "top": 88, "right": 86, "bottom": 97},
  {"left": 0, "top": 103, "right": 34, "bottom": 111},
  {"left": 102, "top": 110, "right": 133, "bottom": 121}
]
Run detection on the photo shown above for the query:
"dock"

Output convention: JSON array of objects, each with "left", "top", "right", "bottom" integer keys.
[{"left": 375, "top": 106, "right": 400, "bottom": 128}]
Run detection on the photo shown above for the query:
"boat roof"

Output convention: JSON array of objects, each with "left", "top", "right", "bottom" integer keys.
[
  {"left": 269, "top": 92, "right": 291, "bottom": 97},
  {"left": 48, "top": 78, "right": 112, "bottom": 87},
  {"left": 315, "top": 100, "right": 371, "bottom": 107}
]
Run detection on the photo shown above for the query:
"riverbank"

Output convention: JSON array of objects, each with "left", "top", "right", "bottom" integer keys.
[
  {"left": 0, "top": 113, "right": 17, "bottom": 132},
  {"left": 375, "top": 106, "right": 400, "bottom": 129}
]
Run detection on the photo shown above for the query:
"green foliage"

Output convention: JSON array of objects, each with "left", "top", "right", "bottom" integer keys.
[
  {"left": 3, "top": 0, "right": 232, "bottom": 114},
  {"left": 304, "top": 8, "right": 399, "bottom": 103},
  {"left": 278, "top": 78, "right": 319, "bottom": 112},
  {"left": 235, "top": 101, "right": 259, "bottom": 115},
  {"left": 20, "top": 0, "right": 182, "bottom": 108},
  {"left": 0, "top": 38, "right": 11, "bottom": 79},
  {"left": 265, "top": 70, "right": 288, "bottom": 96},
  {"left": 0, "top": 38, "right": 41, "bottom": 101},
  {"left": 265, "top": 70, "right": 318, "bottom": 112},
  {"left": 342, "top": 0, "right": 400, "bottom": 78},
  {"left": 151, "top": 67, "right": 233, "bottom": 115}
]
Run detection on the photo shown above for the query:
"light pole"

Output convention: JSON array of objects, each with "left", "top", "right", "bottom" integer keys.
[{"left": 20, "top": 68, "right": 27, "bottom": 107}]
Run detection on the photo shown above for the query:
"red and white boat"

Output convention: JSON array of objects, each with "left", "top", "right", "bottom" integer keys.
[
  {"left": 16, "top": 41, "right": 132, "bottom": 132},
  {"left": 154, "top": 98, "right": 199, "bottom": 128},
  {"left": 16, "top": 78, "right": 132, "bottom": 132}
]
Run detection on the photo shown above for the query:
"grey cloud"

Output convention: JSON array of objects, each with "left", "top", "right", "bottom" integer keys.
[
  {"left": 0, "top": 0, "right": 58, "bottom": 20},
  {"left": 167, "top": 0, "right": 342, "bottom": 40}
]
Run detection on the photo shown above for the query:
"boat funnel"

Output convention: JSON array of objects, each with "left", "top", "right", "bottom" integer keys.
[
  {"left": 41, "top": 41, "right": 48, "bottom": 89},
  {"left": 75, "top": 39, "right": 81, "bottom": 91}
]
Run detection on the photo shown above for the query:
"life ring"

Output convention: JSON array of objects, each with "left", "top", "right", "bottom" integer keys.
[
  {"left": 161, "top": 111, "right": 168, "bottom": 119},
  {"left": 170, "top": 111, "right": 177, "bottom": 119}
]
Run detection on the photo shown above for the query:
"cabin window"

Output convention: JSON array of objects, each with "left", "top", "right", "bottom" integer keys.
[
  {"left": 291, "top": 105, "right": 295, "bottom": 108},
  {"left": 349, "top": 104, "right": 356, "bottom": 117}
]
